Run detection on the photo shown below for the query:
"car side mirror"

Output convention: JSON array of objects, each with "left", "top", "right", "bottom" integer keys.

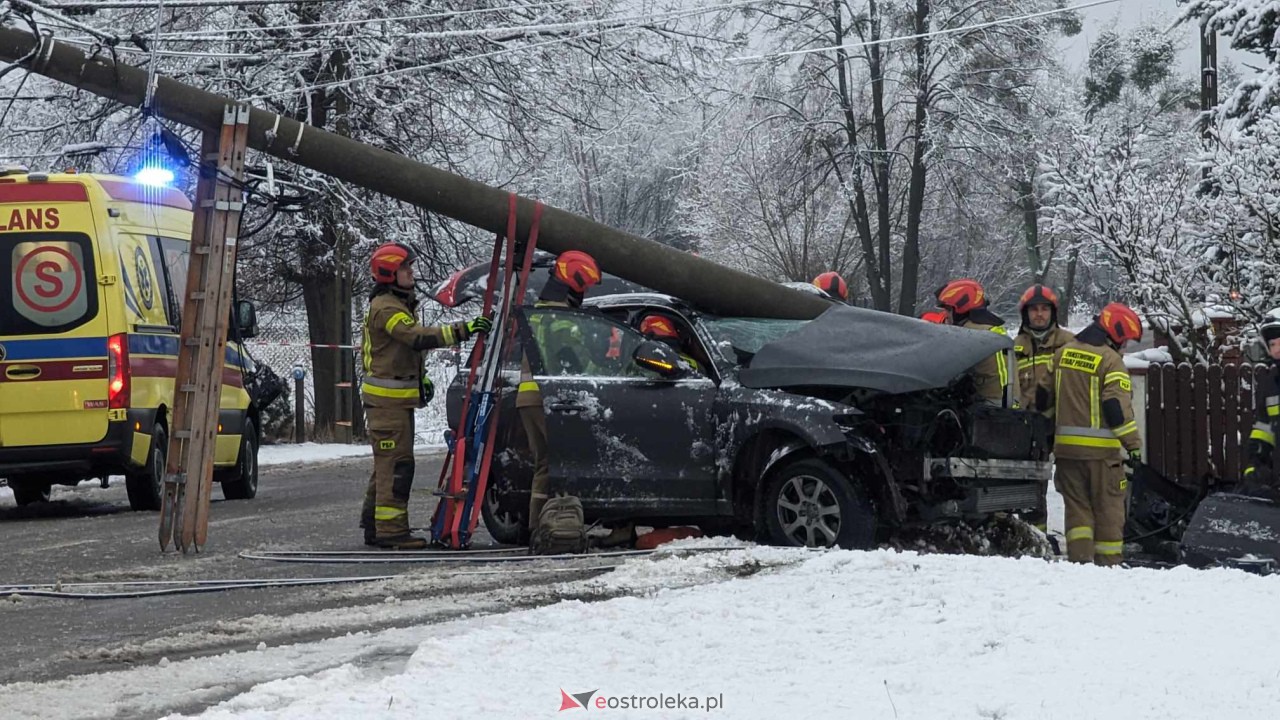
[
  {"left": 633, "top": 340, "right": 685, "bottom": 379},
  {"left": 236, "top": 299, "right": 259, "bottom": 340}
]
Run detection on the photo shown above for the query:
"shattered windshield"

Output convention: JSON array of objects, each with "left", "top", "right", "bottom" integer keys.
[{"left": 701, "top": 316, "right": 811, "bottom": 362}]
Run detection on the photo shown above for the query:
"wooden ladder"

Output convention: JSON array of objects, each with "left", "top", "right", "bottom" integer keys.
[{"left": 159, "top": 105, "right": 250, "bottom": 552}]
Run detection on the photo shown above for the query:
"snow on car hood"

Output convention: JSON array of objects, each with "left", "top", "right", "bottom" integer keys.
[{"left": 737, "top": 305, "right": 1013, "bottom": 394}]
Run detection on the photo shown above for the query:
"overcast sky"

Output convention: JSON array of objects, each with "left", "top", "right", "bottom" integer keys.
[{"left": 1060, "top": 0, "right": 1260, "bottom": 79}]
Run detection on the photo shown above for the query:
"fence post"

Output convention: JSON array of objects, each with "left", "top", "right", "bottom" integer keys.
[{"left": 293, "top": 365, "right": 306, "bottom": 443}]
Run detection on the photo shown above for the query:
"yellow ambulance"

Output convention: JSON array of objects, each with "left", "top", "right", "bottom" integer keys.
[{"left": 0, "top": 166, "right": 260, "bottom": 509}]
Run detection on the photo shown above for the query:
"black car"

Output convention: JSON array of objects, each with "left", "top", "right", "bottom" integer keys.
[{"left": 447, "top": 293, "right": 1051, "bottom": 549}]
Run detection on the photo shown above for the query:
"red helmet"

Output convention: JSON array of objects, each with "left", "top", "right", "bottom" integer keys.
[
  {"left": 553, "top": 251, "right": 601, "bottom": 294},
  {"left": 937, "top": 279, "right": 986, "bottom": 315},
  {"left": 639, "top": 314, "right": 680, "bottom": 341},
  {"left": 371, "top": 242, "right": 415, "bottom": 284},
  {"left": 1019, "top": 284, "right": 1059, "bottom": 312},
  {"left": 812, "top": 271, "right": 849, "bottom": 302},
  {"left": 920, "top": 310, "right": 947, "bottom": 324},
  {"left": 1098, "top": 302, "right": 1143, "bottom": 346}
]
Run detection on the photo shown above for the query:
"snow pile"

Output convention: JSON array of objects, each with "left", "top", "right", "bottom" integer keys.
[
  {"left": 169, "top": 547, "right": 1280, "bottom": 720},
  {"left": 1125, "top": 347, "right": 1175, "bottom": 369}
]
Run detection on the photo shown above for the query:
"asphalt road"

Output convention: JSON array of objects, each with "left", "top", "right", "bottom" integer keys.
[{"left": 0, "top": 452, "right": 607, "bottom": 689}]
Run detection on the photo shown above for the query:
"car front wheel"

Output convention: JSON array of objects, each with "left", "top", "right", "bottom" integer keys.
[
  {"left": 762, "top": 457, "right": 875, "bottom": 549},
  {"left": 481, "top": 483, "right": 530, "bottom": 546}
]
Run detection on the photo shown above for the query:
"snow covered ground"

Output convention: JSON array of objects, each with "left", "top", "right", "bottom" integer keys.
[{"left": 4, "top": 539, "right": 1277, "bottom": 720}]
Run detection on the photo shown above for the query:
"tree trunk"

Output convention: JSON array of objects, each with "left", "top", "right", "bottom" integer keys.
[
  {"left": 898, "top": 0, "right": 929, "bottom": 317},
  {"left": 867, "top": 0, "right": 894, "bottom": 310},
  {"left": 1018, "top": 176, "right": 1043, "bottom": 279},
  {"left": 1063, "top": 247, "right": 1079, "bottom": 320}
]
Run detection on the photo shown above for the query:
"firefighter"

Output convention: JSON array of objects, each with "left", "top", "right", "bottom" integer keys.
[
  {"left": 360, "top": 242, "right": 491, "bottom": 549},
  {"left": 519, "top": 251, "right": 602, "bottom": 536},
  {"left": 812, "top": 271, "right": 850, "bottom": 303},
  {"left": 937, "top": 279, "right": 1017, "bottom": 407},
  {"left": 1013, "top": 284, "right": 1075, "bottom": 533},
  {"left": 1243, "top": 310, "right": 1280, "bottom": 492},
  {"left": 1052, "top": 302, "right": 1143, "bottom": 566},
  {"left": 639, "top": 313, "right": 701, "bottom": 373}
]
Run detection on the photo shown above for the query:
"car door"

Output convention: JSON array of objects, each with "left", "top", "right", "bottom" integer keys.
[{"left": 520, "top": 306, "right": 719, "bottom": 514}]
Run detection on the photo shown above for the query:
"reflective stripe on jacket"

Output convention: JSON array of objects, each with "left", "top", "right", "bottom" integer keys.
[
  {"left": 1052, "top": 338, "right": 1141, "bottom": 460},
  {"left": 1014, "top": 325, "right": 1075, "bottom": 415},
  {"left": 361, "top": 289, "right": 469, "bottom": 409}
]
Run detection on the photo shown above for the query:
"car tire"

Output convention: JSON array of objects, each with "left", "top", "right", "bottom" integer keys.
[
  {"left": 126, "top": 422, "right": 167, "bottom": 511},
  {"left": 481, "top": 483, "right": 529, "bottom": 546},
  {"left": 10, "top": 478, "right": 52, "bottom": 506},
  {"left": 219, "top": 420, "right": 259, "bottom": 500},
  {"left": 762, "top": 456, "right": 875, "bottom": 550}
]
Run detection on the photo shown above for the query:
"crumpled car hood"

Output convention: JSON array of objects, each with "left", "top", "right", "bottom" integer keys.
[{"left": 737, "top": 305, "right": 1013, "bottom": 394}]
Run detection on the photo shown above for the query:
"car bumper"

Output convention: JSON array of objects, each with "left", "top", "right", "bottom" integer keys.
[{"left": 0, "top": 409, "right": 154, "bottom": 481}]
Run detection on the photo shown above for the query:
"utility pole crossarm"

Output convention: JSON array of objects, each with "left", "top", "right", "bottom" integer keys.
[{"left": 0, "top": 24, "right": 830, "bottom": 321}]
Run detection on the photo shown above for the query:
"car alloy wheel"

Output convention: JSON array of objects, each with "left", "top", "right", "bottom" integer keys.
[{"left": 776, "top": 473, "right": 842, "bottom": 547}]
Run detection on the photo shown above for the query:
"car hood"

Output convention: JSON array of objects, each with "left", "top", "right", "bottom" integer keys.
[{"left": 737, "top": 305, "right": 1013, "bottom": 394}]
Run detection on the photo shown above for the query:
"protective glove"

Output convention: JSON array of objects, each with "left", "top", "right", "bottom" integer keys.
[
  {"left": 1125, "top": 448, "right": 1142, "bottom": 468},
  {"left": 420, "top": 376, "right": 435, "bottom": 405},
  {"left": 466, "top": 316, "right": 493, "bottom": 335}
]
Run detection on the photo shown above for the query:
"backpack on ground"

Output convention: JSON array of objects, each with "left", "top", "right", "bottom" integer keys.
[{"left": 531, "top": 495, "right": 587, "bottom": 555}]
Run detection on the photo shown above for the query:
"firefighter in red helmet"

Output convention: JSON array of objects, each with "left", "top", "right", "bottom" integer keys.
[
  {"left": 1013, "top": 284, "right": 1074, "bottom": 534},
  {"left": 1052, "top": 302, "right": 1143, "bottom": 565},
  {"left": 518, "top": 250, "right": 602, "bottom": 546},
  {"left": 361, "top": 242, "right": 491, "bottom": 549},
  {"left": 936, "top": 279, "right": 1018, "bottom": 407},
  {"left": 639, "top": 313, "right": 701, "bottom": 373},
  {"left": 812, "top": 272, "right": 850, "bottom": 303}
]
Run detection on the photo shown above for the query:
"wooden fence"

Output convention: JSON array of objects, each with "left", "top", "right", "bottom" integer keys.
[{"left": 1143, "top": 363, "right": 1273, "bottom": 485}]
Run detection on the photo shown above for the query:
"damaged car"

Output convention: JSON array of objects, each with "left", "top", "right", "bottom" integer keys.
[{"left": 446, "top": 293, "right": 1053, "bottom": 549}]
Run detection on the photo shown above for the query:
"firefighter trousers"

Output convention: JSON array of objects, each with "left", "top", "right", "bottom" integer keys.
[
  {"left": 1056, "top": 457, "right": 1127, "bottom": 566},
  {"left": 361, "top": 406, "right": 417, "bottom": 539},
  {"left": 519, "top": 404, "right": 550, "bottom": 531}
]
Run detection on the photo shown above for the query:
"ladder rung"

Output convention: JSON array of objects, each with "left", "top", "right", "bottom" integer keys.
[
  {"left": 334, "top": 421, "right": 353, "bottom": 427},
  {"left": 334, "top": 382, "right": 353, "bottom": 388}
]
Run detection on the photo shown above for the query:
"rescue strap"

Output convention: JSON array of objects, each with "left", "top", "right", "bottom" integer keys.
[{"left": 239, "top": 545, "right": 745, "bottom": 565}]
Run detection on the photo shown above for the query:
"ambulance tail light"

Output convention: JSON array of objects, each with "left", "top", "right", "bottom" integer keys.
[{"left": 107, "top": 333, "right": 131, "bottom": 410}]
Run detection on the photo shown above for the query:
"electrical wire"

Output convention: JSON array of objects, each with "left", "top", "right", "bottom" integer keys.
[
  {"left": 244, "top": 0, "right": 762, "bottom": 100},
  {"left": 729, "top": 0, "right": 1126, "bottom": 63},
  {"left": 44, "top": 0, "right": 363, "bottom": 8},
  {"left": 8, "top": 0, "right": 119, "bottom": 45}
]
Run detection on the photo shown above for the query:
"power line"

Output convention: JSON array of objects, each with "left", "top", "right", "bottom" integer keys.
[
  {"left": 152, "top": 0, "right": 590, "bottom": 40},
  {"left": 730, "top": 0, "right": 1124, "bottom": 63},
  {"left": 42, "top": 0, "right": 351, "bottom": 8},
  {"left": 9, "top": 0, "right": 119, "bottom": 44}
]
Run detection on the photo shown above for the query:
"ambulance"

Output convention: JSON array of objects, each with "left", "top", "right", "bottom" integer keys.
[{"left": 0, "top": 166, "right": 261, "bottom": 509}]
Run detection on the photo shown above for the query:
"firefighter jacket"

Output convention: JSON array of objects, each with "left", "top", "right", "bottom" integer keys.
[
  {"left": 1014, "top": 325, "right": 1074, "bottom": 415},
  {"left": 517, "top": 299, "right": 573, "bottom": 409},
  {"left": 1052, "top": 327, "right": 1142, "bottom": 460},
  {"left": 1247, "top": 364, "right": 1280, "bottom": 471},
  {"left": 361, "top": 287, "right": 472, "bottom": 409},
  {"left": 959, "top": 315, "right": 1018, "bottom": 407}
]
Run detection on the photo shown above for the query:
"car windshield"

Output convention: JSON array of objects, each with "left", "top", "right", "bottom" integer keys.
[{"left": 701, "top": 316, "right": 811, "bottom": 357}]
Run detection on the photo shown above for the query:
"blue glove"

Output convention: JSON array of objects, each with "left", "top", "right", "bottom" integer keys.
[{"left": 466, "top": 316, "right": 493, "bottom": 334}]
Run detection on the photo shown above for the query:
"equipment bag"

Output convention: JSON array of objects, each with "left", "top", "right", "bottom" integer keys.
[{"left": 531, "top": 495, "right": 587, "bottom": 555}]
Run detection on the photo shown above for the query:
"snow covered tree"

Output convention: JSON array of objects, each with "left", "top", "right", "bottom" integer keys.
[{"left": 1182, "top": 0, "right": 1280, "bottom": 127}]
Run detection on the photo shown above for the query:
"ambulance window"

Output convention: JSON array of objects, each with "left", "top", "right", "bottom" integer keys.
[
  {"left": 1, "top": 232, "right": 99, "bottom": 335},
  {"left": 156, "top": 237, "right": 189, "bottom": 324},
  {"left": 143, "top": 237, "right": 173, "bottom": 326}
]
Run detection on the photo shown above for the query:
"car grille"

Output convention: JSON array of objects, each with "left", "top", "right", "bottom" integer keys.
[{"left": 973, "top": 482, "right": 1041, "bottom": 513}]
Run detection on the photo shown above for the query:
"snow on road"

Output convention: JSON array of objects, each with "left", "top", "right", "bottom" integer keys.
[
  {"left": 6, "top": 542, "right": 1274, "bottom": 720},
  {"left": 173, "top": 545, "right": 1279, "bottom": 720}
]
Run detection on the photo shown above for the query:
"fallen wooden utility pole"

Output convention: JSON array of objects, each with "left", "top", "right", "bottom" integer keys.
[{"left": 0, "top": 25, "right": 830, "bottom": 321}]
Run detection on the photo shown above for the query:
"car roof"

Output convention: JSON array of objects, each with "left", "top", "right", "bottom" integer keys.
[{"left": 584, "top": 292, "right": 693, "bottom": 313}]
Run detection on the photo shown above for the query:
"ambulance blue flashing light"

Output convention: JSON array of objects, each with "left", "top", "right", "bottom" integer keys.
[{"left": 134, "top": 166, "right": 175, "bottom": 187}]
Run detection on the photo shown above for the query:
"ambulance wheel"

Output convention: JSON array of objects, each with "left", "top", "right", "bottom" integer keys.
[
  {"left": 10, "top": 478, "right": 52, "bottom": 506},
  {"left": 126, "top": 423, "right": 167, "bottom": 511},
  {"left": 219, "top": 420, "right": 259, "bottom": 500}
]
